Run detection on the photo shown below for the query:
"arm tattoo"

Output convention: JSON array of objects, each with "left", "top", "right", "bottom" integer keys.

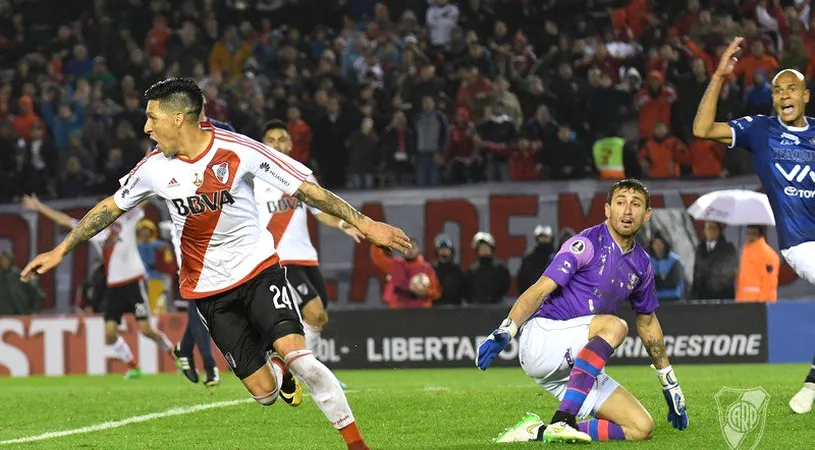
[
  {"left": 62, "top": 202, "right": 122, "bottom": 254},
  {"left": 294, "top": 183, "right": 366, "bottom": 225},
  {"left": 644, "top": 336, "right": 668, "bottom": 365}
]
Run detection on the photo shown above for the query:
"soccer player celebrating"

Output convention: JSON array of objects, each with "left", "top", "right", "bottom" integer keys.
[
  {"left": 693, "top": 37, "right": 815, "bottom": 414},
  {"left": 21, "top": 194, "right": 174, "bottom": 379},
  {"left": 476, "top": 179, "right": 688, "bottom": 443},
  {"left": 21, "top": 78, "right": 411, "bottom": 450},
  {"left": 257, "top": 120, "right": 364, "bottom": 356}
]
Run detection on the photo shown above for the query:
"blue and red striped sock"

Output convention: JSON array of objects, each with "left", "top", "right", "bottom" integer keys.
[
  {"left": 578, "top": 419, "right": 626, "bottom": 440},
  {"left": 557, "top": 336, "right": 615, "bottom": 416}
]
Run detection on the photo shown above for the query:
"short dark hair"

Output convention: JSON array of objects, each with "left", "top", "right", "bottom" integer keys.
[
  {"left": 143, "top": 78, "right": 203, "bottom": 119},
  {"left": 607, "top": 178, "right": 650, "bottom": 208},
  {"left": 747, "top": 224, "right": 767, "bottom": 236},
  {"left": 263, "top": 119, "right": 289, "bottom": 135}
]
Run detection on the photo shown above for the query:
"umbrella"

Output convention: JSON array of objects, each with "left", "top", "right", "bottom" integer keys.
[{"left": 686, "top": 189, "right": 775, "bottom": 226}]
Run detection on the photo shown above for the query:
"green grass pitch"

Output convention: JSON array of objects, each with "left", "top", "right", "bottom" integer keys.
[{"left": 0, "top": 364, "right": 812, "bottom": 449}]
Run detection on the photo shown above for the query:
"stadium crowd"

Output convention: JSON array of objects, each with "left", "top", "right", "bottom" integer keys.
[{"left": 1, "top": 0, "right": 810, "bottom": 201}]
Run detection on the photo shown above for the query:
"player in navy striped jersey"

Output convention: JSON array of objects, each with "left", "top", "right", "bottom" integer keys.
[{"left": 694, "top": 36, "right": 815, "bottom": 414}]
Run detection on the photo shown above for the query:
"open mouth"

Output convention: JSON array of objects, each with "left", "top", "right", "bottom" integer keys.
[
  {"left": 621, "top": 218, "right": 634, "bottom": 226},
  {"left": 782, "top": 105, "right": 795, "bottom": 114}
]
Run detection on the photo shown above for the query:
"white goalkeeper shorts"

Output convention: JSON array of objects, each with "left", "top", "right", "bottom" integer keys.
[
  {"left": 781, "top": 242, "right": 815, "bottom": 285},
  {"left": 518, "top": 315, "right": 620, "bottom": 420}
]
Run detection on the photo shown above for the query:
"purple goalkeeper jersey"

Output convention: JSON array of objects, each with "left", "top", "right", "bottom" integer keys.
[{"left": 533, "top": 222, "right": 659, "bottom": 321}]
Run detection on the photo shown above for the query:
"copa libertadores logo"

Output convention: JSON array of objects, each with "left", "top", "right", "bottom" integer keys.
[{"left": 715, "top": 387, "right": 769, "bottom": 450}]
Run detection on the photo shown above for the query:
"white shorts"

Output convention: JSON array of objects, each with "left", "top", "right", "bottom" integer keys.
[
  {"left": 518, "top": 315, "right": 620, "bottom": 420},
  {"left": 781, "top": 242, "right": 815, "bottom": 285}
]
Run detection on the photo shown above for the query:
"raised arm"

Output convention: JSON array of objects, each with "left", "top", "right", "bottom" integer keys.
[
  {"left": 22, "top": 194, "right": 77, "bottom": 230},
  {"left": 21, "top": 196, "right": 124, "bottom": 281},
  {"left": 692, "top": 37, "right": 743, "bottom": 144},
  {"left": 294, "top": 181, "right": 410, "bottom": 252}
]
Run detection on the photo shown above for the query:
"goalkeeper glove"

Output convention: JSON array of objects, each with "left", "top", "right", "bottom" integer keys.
[
  {"left": 476, "top": 318, "right": 517, "bottom": 371},
  {"left": 653, "top": 364, "right": 689, "bottom": 430}
]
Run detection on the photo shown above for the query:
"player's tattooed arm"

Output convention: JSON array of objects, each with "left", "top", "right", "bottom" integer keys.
[
  {"left": 294, "top": 181, "right": 369, "bottom": 229},
  {"left": 59, "top": 196, "right": 125, "bottom": 255},
  {"left": 636, "top": 312, "right": 670, "bottom": 369}
]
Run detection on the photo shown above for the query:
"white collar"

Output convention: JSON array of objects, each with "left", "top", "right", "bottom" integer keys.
[{"left": 777, "top": 115, "right": 809, "bottom": 132}]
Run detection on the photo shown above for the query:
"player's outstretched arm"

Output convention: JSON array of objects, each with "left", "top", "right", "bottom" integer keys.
[
  {"left": 294, "top": 181, "right": 411, "bottom": 252},
  {"left": 313, "top": 211, "right": 364, "bottom": 243},
  {"left": 476, "top": 276, "right": 558, "bottom": 370},
  {"left": 21, "top": 194, "right": 77, "bottom": 230},
  {"left": 692, "top": 36, "right": 743, "bottom": 145},
  {"left": 20, "top": 196, "right": 124, "bottom": 282},
  {"left": 636, "top": 312, "right": 689, "bottom": 431}
]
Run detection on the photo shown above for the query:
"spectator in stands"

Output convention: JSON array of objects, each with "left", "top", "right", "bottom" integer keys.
[
  {"left": 444, "top": 107, "right": 479, "bottom": 184},
  {"left": 649, "top": 234, "right": 685, "bottom": 301},
  {"left": 547, "top": 123, "right": 593, "bottom": 180},
  {"left": 414, "top": 96, "right": 448, "bottom": 186},
  {"left": 493, "top": 76, "right": 523, "bottom": 129},
  {"left": 0, "top": 251, "right": 43, "bottom": 315},
  {"left": 675, "top": 58, "right": 710, "bottom": 142},
  {"left": 99, "top": 148, "right": 126, "bottom": 194},
  {"left": 381, "top": 110, "right": 416, "bottom": 186},
  {"left": 65, "top": 44, "right": 93, "bottom": 78},
  {"left": 634, "top": 71, "right": 676, "bottom": 140},
  {"left": 18, "top": 122, "right": 56, "bottom": 194},
  {"left": 691, "top": 221, "right": 739, "bottom": 300},
  {"left": 736, "top": 225, "right": 780, "bottom": 303},
  {"left": 58, "top": 155, "right": 96, "bottom": 199},
  {"left": 734, "top": 40, "right": 778, "bottom": 90},
  {"left": 476, "top": 101, "right": 516, "bottom": 181},
  {"left": 286, "top": 105, "right": 312, "bottom": 166},
  {"left": 592, "top": 133, "right": 628, "bottom": 180},
  {"left": 41, "top": 95, "right": 84, "bottom": 151},
  {"left": 517, "top": 225, "right": 555, "bottom": 293},
  {"left": 455, "top": 65, "right": 494, "bottom": 122},
  {"left": 426, "top": 0, "right": 460, "bottom": 49},
  {"left": 744, "top": 69, "right": 773, "bottom": 116},
  {"left": 465, "top": 231, "right": 510, "bottom": 304},
  {"left": 638, "top": 121, "right": 691, "bottom": 178},
  {"left": 208, "top": 25, "right": 252, "bottom": 82},
  {"left": 144, "top": 15, "right": 172, "bottom": 58},
  {"left": 371, "top": 237, "right": 442, "bottom": 309},
  {"left": 689, "top": 138, "right": 726, "bottom": 178},
  {"left": 431, "top": 235, "right": 466, "bottom": 306},
  {"left": 12, "top": 95, "right": 44, "bottom": 141},
  {"left": 346, "top": 117, "right": 379, "bottom": 189}
]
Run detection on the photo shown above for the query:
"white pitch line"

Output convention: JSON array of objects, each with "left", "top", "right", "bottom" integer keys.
[{"left": 0, "top": 398, "right": 254, "bottom": 445}]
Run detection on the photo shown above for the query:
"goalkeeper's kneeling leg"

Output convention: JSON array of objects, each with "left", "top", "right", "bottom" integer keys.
[{"left": 592, "top": 385, "right": 654, "bottom": 441}]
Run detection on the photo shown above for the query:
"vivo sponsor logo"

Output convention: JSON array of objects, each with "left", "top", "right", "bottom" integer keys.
[
  {"left": 365, "top": 336, "right": 518, "bottom": 363},
  {"left": 775, "top": 163, "right": 815, "bottom": 183},
  {"left": 614, "top": 334, "right": 762, "bottom": 359}
]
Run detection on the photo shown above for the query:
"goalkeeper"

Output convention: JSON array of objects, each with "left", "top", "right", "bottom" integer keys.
[{"left": 476, "top": 179, "right": 688, "bottom": 443}]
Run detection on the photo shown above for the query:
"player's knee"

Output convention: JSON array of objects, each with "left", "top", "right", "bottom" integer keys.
[
  {"left": 627, "top": 414, "right": 655, "bottom": 441},
  {"left": 313, "top": 307, "right": 328, "bottom": 328},
  {"left": 252, "top": 391, "right": 278, "bottom": 406},
  {"left": 592, "top": 315, "right": 628, "bottom": 346}
]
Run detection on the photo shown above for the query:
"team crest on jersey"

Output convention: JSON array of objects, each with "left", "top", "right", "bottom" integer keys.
[
  {"left": 212, "top": 162, "right": 230, "bottom": 185},
  {"left": 297, "top": 283, "right": 309, "bottom": 296},
  {"left": 190, "top": 170, "right": 204, "bottom": 187},
  {"left": 569, "top": 240, "right": 585, "bottom": 255},
  {"left": 627, "top": 273, "right": 639, "bottom": 289}
]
